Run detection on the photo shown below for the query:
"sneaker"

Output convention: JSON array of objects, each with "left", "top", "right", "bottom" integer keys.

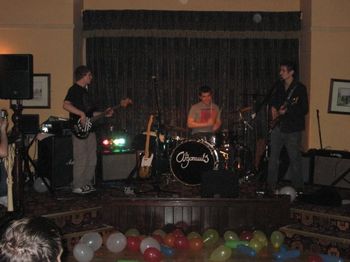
[
  {"left": 0, "top": 196, "right": 8, "bottom": 207},
  {"left": 72, "top": 185, "right": 94, "bottom": 194}
]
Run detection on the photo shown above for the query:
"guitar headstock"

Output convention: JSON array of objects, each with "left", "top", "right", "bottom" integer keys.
[{"left": 120, "top": 98, "right": 133, "bottom": 108}]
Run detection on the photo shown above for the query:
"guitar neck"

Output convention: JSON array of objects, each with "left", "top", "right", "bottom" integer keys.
[{"left": 90, "top": 105, "right": 120, "bottom": 123}]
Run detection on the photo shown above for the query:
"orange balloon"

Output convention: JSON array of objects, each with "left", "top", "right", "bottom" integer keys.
[
  {"left": 189, "top": 238, "right": 203, "bottom": 251},
  {"left": 163, "top": 233, "right": 176, "bottom": 248}
]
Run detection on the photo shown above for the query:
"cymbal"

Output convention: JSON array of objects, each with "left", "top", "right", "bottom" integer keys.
[{"left": 164, "top": 125, "right": 187, "bottom": 133}]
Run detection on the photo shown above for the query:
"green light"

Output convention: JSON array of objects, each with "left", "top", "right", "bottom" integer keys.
[{"left": 113, "top": 137, "right": 126, "bottom": 146}]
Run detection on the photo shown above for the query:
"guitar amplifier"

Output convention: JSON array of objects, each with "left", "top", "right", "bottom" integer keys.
[
  {"left": 101, "top": 151, "right": 137, "bottom": 181},
  {"left": 309, "top": 149, "right": 350, "bottom": 189}
]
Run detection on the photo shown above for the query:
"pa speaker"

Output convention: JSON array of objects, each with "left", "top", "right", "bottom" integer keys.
[
  {"left": 101, "top": 152, "right": 137, "bottom": 181},
  {"left": 201, "top": 170, "right": 239, "bottom": 198},
  {"left": 37, "top": 136, "right": 73, "bottom": 188},
  {"left": 0, "top": 54, "right": 33, "bottom": 99},
  {"left": 313, "top": 156, "right": 350, "bottom": 189}
]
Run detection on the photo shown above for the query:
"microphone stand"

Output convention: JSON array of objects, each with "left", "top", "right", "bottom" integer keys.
[{"left": 137, "top": 76, "right": 176, "bottom": 196}]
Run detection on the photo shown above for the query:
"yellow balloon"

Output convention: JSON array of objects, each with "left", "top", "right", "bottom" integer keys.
[
  {"left": 210, "top": 245, "right": 232, "bottom": 261},
  {"left": 249, "top": 238, "right": 263, "bottom": 253},
  {"left": 202, "top": 229, "right": 219, "bottom": 247},
  {"left": 223, "top": 230, "right": 239, "bottom": 241},
  {"left": 270, "top": 231, "right": 284, "bottom": 248}
]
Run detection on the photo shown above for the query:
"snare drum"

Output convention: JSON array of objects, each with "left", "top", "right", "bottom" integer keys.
[{"left": 170, "top": 140, "right": 219, "bottom": 186}]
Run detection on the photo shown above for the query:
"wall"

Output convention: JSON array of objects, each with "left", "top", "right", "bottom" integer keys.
[
  {"left": 305, "top": 0, "right": 350, "bottom": 150},
  {"left": 0, "top": 0, "right": 75, "bottom": 124}
]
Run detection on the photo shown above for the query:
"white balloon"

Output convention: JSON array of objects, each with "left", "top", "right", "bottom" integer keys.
[
  {"left": 80, "top": 232, "right": 102, "bottom": 251},
  {"left": 253, "top": 13, "right": 262, "bottom": 23},
  {"left": 106, "top": 232, "right": 127, "bottom": 253},
  {"left": 33, "top": 177, "right": 50, "bottom": 193},
  {"left": 73, "top": 243, "right": 94, "bottom": 262},
  {"left": 140, "top": 237, "right": 161, "bottom": 254},
  {"left": 279, "top": 186, "right": 297, "bottom": 202}
]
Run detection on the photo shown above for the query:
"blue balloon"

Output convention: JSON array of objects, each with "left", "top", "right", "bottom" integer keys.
[
  {"left": 160, "top": 245, "right": 175, "bottom": 257},
  {"left": 319, "top": 254, "right": 344, "bottom": 262},
  {"left": 274, "top": 250, "right": 300, "bottom": 261},
  {"left": 236, "top": 245, "right": 256, "bottom": 257}
]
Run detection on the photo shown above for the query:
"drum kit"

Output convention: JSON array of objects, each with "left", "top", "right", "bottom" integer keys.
[{"left": 144, "top": 108, "right": 255, "bottom": 187}]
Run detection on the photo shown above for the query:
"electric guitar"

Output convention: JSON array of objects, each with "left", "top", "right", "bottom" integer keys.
[
  {"left": 71, "top": 98, "right": 132, "bottom": 139},
  {"left": 139, "top": 115, "right": 154, "bottom": 179},
  {"left": 269, "top": 96, "right": 299, "bottom": 131}
]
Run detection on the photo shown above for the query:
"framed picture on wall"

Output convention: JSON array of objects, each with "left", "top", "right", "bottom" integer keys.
[
  {"left": 10, "top": 74, "right": 51, "bottom": 108},
  {"left": 328, "top": 78, "right": 350, "bottom": 114}
]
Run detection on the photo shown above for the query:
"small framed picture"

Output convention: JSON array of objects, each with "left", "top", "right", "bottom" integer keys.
[
  {"left": 328, "top": 78, "right": 350, "bottom": 114},
  {"left": 11, "top": 74, "right": 50, "bottom": 108}
]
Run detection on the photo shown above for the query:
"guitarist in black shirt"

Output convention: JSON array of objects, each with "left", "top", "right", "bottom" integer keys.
[
  {"left": 63, "top": 66, "right": 114, "bottom": 194},
  {"left": 267, "top": 61, "right": 309, "bottom": 193}
]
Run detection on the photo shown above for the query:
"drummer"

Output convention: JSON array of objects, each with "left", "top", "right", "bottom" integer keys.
[{"left": 187, "top": 85, "right": 222, "bottom": 141}]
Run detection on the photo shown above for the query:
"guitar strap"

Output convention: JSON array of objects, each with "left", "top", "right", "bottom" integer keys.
[{"left": 285, "top": 82, "right": 298, "bottom": 103}]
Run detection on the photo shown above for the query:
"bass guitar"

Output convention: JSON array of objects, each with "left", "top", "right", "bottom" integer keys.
[
  {"left": 139, "top": 115, "right": 154, "bottom": 179},
  {"left": 71, "top": 98, "right": 132, "bottom": 139},
  {"left": 269, "top": 96, "right": 299, "bottom": 131}
]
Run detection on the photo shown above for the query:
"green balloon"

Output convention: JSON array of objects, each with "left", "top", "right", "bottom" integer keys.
[
  {"left": 202, "top": 229, "right": 219, "bottom": 247},
  {"left": 224, "top": 240, "right": 248, "bottom": 249},
  {"left": 210, "top": 245, "right": 232, "bottom": 261},
  {"left": 187, "top": 231, "right": 202, "bottom": 240},
  {"left": 270, "top": 231, "right": 285, "bottom": 248},
  {"left": 124, "top": 228, "right": 140, "bottom": 237},
  {"left": 223, "top": 230, "right": 239, "bottom": 241},
  {"left": 152, "top": 229, "right": 166, "bottom": 238}
]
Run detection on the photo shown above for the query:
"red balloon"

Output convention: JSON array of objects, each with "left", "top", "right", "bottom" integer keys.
[
  {"left": 240, "top": 230, "right": 253, "bottom": 241},
  {"left": 127, "top": 236, "right": 141, "bottom": 252},
  {"left": 152, "top": 234, "right": 163, "bottom": 244},
  {"left": 172, "top": 228, "right": 185, "bottom": 238},
  {"left": 188, "top": 237, "right": 203, "bottom": 251},
  {"left": 163, "top": 233, "right": 176, "bottom": 248},
  {"left": 144, "top": 247, "right": 162, "bottom": 262},
  {"left": 174, "top": 236, "right": 189, "bottom": 249},
  {"left": 308, "top": 255, "right": 323, "bottom": 262}
]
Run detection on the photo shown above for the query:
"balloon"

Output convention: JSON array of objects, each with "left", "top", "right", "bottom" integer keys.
[
  {"left": 160, "top": 244, "right": 175, "bottom": 256},
  {"left": 210, "top": 245, "right": 232, "bottom": 261},
  {"left": 151, "top": 234, "right": 163, "bottom": 244},
  {"left": 240, "top": 230, "right": 253, "bottom": 241},
  {"left": 80, "top": 232, "right": 102, "bottom": 251},
  {"left": 274, "top": 250, "right": 301, "bottom": 260},
  {"left": 252, "top": 230, "right": 268, "bottom": 247},
  {"left": 252, "top": 13, "right": 262, "bottom": 24},
  {"left": 140, "top": 237, "right": 161, "bottom": 254},
  {"left": 73, "top": 243, "right": 94, "bottom": 262},
  {"left": 143, "top": 247, "right": 162, "bottom": 262},
  {"left": 279, "top": 186, "right": 297, "bottom": 202},
  {"left": 249, "top": 238, "right": 263, "bottom": 253},
  {"left": 224, "top": 240, "right": 248, "bottom": 249},
  {"left": 236, "top": 244, "right": 256, "bottom": 257},
  {"left": 223, "top": 230, "right": 239, "bottom": 241},
  {"left": 308, "top": 255, "right": 323, "bottom": 262},
  {"left": 127, "top": 236, "right": 141, "bottom": 252},
  {"left": 319, "top": 254, "right": 344, "bottom": 262},
  {"left": 187, "top": 231, "right": 201, "bottom": 240},
  {"left": 163, "top": 233, "right": 176, "bottom": 247},
  {"left": 270, "top": 231, "right": 285, "bottom": 249},
  {"left": 202, "top": 229, "right": 219, "bottom": 247},
  {"left": 172, "top": 228, "right": 185, "bottom": 238},
  {"left": 125, "top": 228, "right": 140, "bottom": 237},
  {"left": 33, "top": 177, "right": 50, "bottom": 193},
  {"left": 152, "top": 229, "right": 166, "bottom": 238},
  {"left": 106, "top": 232, "right": 127, "bottom": 253},
  {"left": 174, "top": 236, "right": 189, "bottom": 249},
  {"left": 188, "top": 237, "right": 203, "bottom": 251}
]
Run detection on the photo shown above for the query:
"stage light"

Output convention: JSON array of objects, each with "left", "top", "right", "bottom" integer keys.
[
  {"left": 102, "top": 139, "right": 111, "bottom": 146},
  {"left": 112, "top": 137, "right": 126, "bottom": 147}
]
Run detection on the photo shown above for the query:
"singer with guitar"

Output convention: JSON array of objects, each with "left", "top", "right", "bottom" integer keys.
[
  {"left": 267, "top": 61, "right": 308, "bottom": 193},
  {"left": 0, "top": 109, "right": 9, "bottom": 207},
  {"left": 63, "top": 66, "right": 131, "bottom": 194}
]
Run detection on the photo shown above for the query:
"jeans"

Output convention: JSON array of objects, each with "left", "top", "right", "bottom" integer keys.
[{"left": 267, "top": 127, "right": 304, "bottom": 190}]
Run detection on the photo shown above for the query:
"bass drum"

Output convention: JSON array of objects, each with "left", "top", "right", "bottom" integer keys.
[{"left": 170, "top": 140, "right": 219, "bottom": 186}]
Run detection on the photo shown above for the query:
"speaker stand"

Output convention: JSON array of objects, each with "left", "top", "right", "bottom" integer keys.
[{"left": 9, "top": 101, "right": 25, "bottom": 212}]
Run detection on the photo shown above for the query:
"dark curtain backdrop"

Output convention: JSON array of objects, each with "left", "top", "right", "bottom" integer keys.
[{"left": 83, "top": 10, "right": 300, "bottom": 158}]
